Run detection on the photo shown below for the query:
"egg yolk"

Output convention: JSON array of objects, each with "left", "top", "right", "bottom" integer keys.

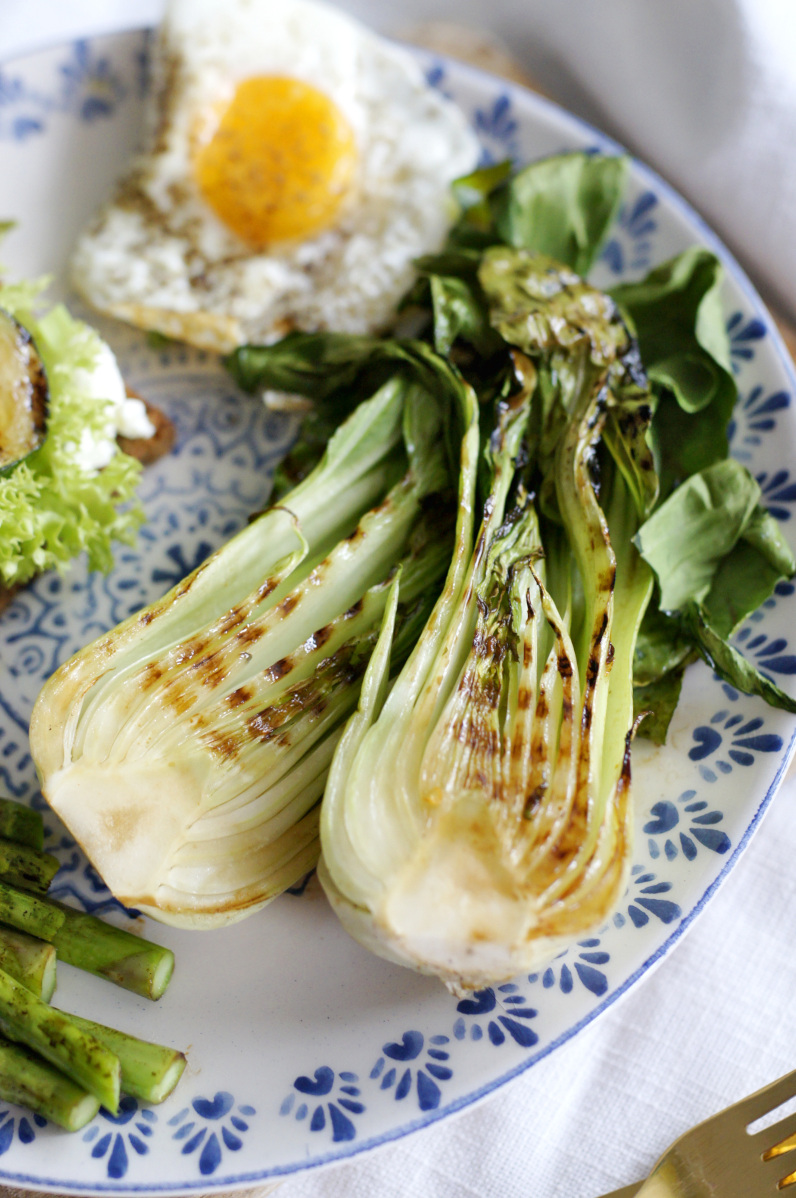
[{"left": 194, "top": 75, "right": 357, "bottom": 246}]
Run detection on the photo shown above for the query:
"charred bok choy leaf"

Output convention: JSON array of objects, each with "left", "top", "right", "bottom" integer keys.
[
  {"left": 411, "top": 152, "right": 796, "bottom": 743},
  {"left": 317, "top": 249, "right": 657, "bottom": 992},
  {"left": 30, "top": 346, "right": 477, "bottom": 927}
]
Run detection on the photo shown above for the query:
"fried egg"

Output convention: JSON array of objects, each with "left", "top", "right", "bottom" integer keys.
[{"left": 70, "top": 0, "right": 481, "bottom": 353}]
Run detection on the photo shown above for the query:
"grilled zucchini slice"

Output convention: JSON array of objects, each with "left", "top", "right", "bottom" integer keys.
[{"left": 0, "top": 307, "right": 48, "bottom": 476}]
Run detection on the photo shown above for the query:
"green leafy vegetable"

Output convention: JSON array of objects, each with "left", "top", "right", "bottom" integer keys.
[
  {"left": 633, "top": 458, "right": 796, "bottom": 725},
  {"left": 319, "top": 253, "right": 655, "bottom": 990},
  {"left": 28, "top": 150, "right": 796, "bottom": 999},
  {"left": 451, "top": 152, "right": 628, "bottom": 274},
  {"left": 314, "top": 152, "right": 796, "bottom": 984},
  {"left": 611, "top": 248, "right": 737, "bottom": 500},
  {"left": 634, "top": 459, "right": 764, "bottom": 612},
  {"left": 684, "top": 603, "right": 796, "bottom": 713},
  {"left": 490, "top": 152, "right": 629, "bottom": 273},
  {"left": 0, "top": 280, "right": 143, "bottom": 589},
  {"left": 402, "top": 152, "right": 796, "bottom": 741}
]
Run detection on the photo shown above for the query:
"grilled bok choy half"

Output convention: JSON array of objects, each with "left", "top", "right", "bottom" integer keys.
[
  {"left": 30, "top": 351, "right": 476, "bottom": 927},
  {"left": 318, "top": 249, "right": 657, "bottom": 992}
]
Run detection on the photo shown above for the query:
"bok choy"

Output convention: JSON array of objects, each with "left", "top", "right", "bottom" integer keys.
[
  {"left": 315, "top": 251, "right": 657, "bottom": 991},
  {"left": 404, "top": 153, "right": 796, "bottom": 740},
  {"left": 228, "top": 152, "right": 796, "bottom": 990},
  {"left": 30, "top": 348, "right": 475, "bottom": 927}
]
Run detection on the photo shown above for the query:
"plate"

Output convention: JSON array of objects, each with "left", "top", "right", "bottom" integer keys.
[{"left": 1, "top": 28, "right": 796, "bottom": 1196}]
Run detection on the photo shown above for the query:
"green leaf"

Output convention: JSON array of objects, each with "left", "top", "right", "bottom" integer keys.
[
  {"left": 409, "top": 249, "right": 504, "bottom": 359},
  {"left": 634, "top": 666, "right": 688, "bottom": 744},
  {"left": 0, "top": 285, "right": 144, "bottom": 589},
  {"left": 634, "top": 458, "right": 763, "bottom": 612},
  {"left": 226, "top": 334, "right": 471, "bottom": 496},
  {"left": 490, "top": 152, "right": 629, "bottom": 275},
  {"left": 451, "top": 160, "right": 514, "bottom": 210},
  {"left": 687, "top": 603, "right": 796, "bottom": 714},
  {"left": 225, "top": 331, "right": 385, "bottom": 401},
  {"left": 428, "top": 275, "right": 500, "bottom": 358},
  {"left": 633, "top": 600, "right": 694, "bottom": 687},
  {"left": 701, "top": 505, "right": 796, "bottom": 637},
  {"left": 610, "top": 248, "right": 737, "bottom": 498},
  {"left": 449, "top": 160, "right": 513, "bottom": 237},
  {"left": 611, "top": 248, "right": 733, "bottom": 408}
]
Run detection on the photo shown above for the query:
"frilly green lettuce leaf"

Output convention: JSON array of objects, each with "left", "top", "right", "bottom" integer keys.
[{"left": 0, "top": 281, "right": 143, "bottom": 589}]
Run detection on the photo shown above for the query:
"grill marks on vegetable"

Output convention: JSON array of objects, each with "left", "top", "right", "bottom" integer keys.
[
  {"left": 144, "top": 569, "right": 368, "bottom": 749},
  {"left": 316, "top": 247, "right": 659, "bottom": 989},
  {"left": 33, "top": 367, "right": 460, "bottom": 923}
]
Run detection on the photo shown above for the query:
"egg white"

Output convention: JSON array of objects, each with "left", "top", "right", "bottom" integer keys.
[{"left": 70, "top": 0, "right": 481, "bottom": 353}]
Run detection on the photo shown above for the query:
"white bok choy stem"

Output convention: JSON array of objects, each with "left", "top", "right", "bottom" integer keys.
[
  {"left": 30, "top": 369, "right": 473, "bottom": 928},
  {"left": 319, "top": 252, "right": 657, "bottom": 993}
]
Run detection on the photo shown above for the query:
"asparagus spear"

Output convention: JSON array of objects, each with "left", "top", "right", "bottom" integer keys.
[
  {"left": 0, "top": 880, "right": 65, "bottom": 940},
  {"left": 0, "top": 885, "right": 173, "bottom": 999},
  {"left": 48, "top": 899, "right": 174, "bottom": 1000},
  {"left": 63, "top": 1012, "right": 186, "bottom": 1103},
  {"left": 0, "top": 798, "right": 44, "bottom": 851},
  {"left": 0, "top": 966, "right": 119, "bottom": 1112},
  {"left": 0, "top": 1034, "right": 99, "bottom": 1131},
  {"left": 0, "top": 926, "right": 56, "bottom": 1001},
  {"left": 0, "top": 836, "right": 60, "bottom": 893}
]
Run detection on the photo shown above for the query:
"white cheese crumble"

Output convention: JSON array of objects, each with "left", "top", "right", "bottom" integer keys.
[{"left": 69, "top": 340, "right": 156, "bottom": 473}]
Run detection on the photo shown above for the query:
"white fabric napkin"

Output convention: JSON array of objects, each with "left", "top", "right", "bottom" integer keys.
[{"left": 1, "top": 3, "right": 796, "bottom": 1196}]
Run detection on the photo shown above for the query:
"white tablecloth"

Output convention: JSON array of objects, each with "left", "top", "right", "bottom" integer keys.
[{"left": 2, "top": 3, "right": 796, "bottom": 1196}]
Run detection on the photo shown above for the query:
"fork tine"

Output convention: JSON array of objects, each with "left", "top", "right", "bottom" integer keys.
[
  {"left": 756, "top": 1116, "right": 796, "bottom": 1156},
  {"left": 728, "top": 1067, "right": 796, "bottom": 1127},
  {"left": 760, "top": 1150, "right": 796, "bottom": 1190}
]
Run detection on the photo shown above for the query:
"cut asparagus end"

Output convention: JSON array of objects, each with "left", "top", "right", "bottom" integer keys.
[
  {"left": 64, "top": 1012, "right": 186, "bottom": 1104},
  {"left": 49, "top": 900, "right": 175, "bottom": 1000},
  {"left": 0, "top": 1034, "right": 99, "bottom": 1132},
  {"left": 0, "top": 925, "right": 57, "bottom": 1002}
]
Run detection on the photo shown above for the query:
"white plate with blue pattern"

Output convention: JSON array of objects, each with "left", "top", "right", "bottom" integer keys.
[{"left": 1, "top": 28, "right": 795, "bottom": 1196}]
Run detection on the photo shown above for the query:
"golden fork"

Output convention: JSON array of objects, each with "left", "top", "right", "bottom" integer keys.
[{"left": 597, "top": 1067, "right": 796, "bottom": 1197}]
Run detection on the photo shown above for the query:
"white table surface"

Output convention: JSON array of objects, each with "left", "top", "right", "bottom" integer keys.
[{"left": 2, "top": 4, "right": 796, "bottom": 1197}]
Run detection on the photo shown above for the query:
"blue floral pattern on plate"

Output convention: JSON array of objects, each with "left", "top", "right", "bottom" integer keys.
[
  {"left": 0, "top": 28, "right": 794, "bottom": 1191},
  {"left": 530, "top": 940, "right": 611, "bottom": 997},
  {"left": 600, "top": 190, "right": 659, "bottom": 275},
  {"left": 168, "top": 1094, "right": 257, "bottom": 1177},
  {"left": 0, "top": 39, "right": 130, "bottom": 139},
  {"left": 644, "top": 789, "right": 731, "bottom": 862}
]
